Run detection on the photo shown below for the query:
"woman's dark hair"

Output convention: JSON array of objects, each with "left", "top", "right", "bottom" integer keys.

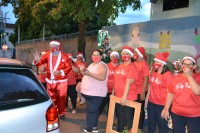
[
  {"left": 161, "top": 65, "right": 170, "bottom": 74},
  {"left": 92, "top": 49, "right": 103, "bottom": 56},
  {"left": 131, "top": 57, "right": 136, "bottom": 63},
  {"left": 154, "top": 64, "right": 169, "bottom": 74},
  {"left": 71, "top": 60, "right": 75, "bottom": 65}
]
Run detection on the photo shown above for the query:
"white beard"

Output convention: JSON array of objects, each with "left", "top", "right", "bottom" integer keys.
[{"left": 52, "top": 51, "right": 59, "bottom": 55}]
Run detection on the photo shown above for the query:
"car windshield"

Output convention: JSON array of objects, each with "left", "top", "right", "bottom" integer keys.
[{"left": 0, "top": 68, "right": 49, "bottom": 110}]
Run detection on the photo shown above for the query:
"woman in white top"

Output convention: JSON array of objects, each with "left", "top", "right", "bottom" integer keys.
[{"left": 80, "top": 49, "right": 108, "bottom": 133}]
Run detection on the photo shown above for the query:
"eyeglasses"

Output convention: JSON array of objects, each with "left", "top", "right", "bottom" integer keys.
[{"left": 182, "top": 63, "right": 194, "bottom": 67}]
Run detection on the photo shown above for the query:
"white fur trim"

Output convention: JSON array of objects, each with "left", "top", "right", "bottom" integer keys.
[
  {"left": 122, "top": 49, "right": 133, "bottom": 57},
  {"left": 60, "top": 70, "right": 65, "bottom": 77},
  {"left": 181, "top": 56, "right": 196, "bottom": 64},
  {"left": 110, "top": 51, "right": 119, "bottom": 57},
  {"left": 41, "top": 52, "right": 46, "bottom": 55},
  {"left": 46, "top": 78, "right": 68, "bottom": 84},
  {"left": 77, "top": 54, "right": 83, "bottom": 57},
  {"left": 154, "top": 58, "right": 167, "bottom": 65},
  {"left": 135, "top": 48, "right": 143, "bottom": 58},
  {"left": 49, "top": 41, "right": 60, "bottom": 46},
  {"left": 50, "top": 52, "right": 61, "bottom": 80}
]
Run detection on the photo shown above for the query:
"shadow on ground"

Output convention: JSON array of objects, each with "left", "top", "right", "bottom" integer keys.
[{"left": 60, "top": 101, "right": 173, "bottom": 133}]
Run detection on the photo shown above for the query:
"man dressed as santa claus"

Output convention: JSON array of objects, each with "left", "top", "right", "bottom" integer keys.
[{"left": 33, "top": 40, "right": 72, "bottom": 118}]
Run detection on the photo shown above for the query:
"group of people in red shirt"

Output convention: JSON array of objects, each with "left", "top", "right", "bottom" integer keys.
[
  {"left": 107, "top": 46, "right": 200, "bottom": 133},
  {"left": 33, "top": 40, "right": 200, "bottom": 133},
  {"left": 94, "top": 45, "right": 200, "bottom": 133}
]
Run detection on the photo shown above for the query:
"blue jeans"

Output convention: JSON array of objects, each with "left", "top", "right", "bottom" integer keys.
[
  {"left": 94, "top": 92, "right": 112, "bottom": 127},
  {"left": 147, "top": 102, "right": 168, "bottom": 133},
  {"left": 82, "top": 94, "right": 104, "bottom": 132},
  {"left": 171, "top": 112, "right": 200, "bottom": 133}
]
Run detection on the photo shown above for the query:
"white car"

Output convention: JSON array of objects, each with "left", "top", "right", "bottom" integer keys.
[{"left": 0, "top": 58, "right": 61, "bottom": 133}]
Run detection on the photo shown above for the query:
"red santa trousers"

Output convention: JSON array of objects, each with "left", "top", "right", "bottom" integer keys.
[{"left": 47, "top": 81, "right": 68, "bottom": 116}]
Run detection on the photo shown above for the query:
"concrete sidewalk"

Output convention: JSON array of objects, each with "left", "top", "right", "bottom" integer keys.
[{"left": 59, "top": 103, "right": 107, "bottom": 133}]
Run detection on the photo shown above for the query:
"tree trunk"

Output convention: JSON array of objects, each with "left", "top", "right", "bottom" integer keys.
[{"left": 78, "top": 22, "right": 87, "bottom": 56}]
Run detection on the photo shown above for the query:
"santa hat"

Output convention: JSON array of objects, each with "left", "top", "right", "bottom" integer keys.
[
  {"left": 67, "top": 54, "right": 73, "bottom": 59},
  {"left": 110, "top": 51, "right": 119, "bottom": 58},
  {"left": 122, "top": 46, "right": 134, "bottom": 57},
  {"left": 154, "top": 52, "right": 169, "bottom": 65},
  {"left": 49, "top": 40, "right": 62, "bottom": 49},
  {"left": 181, "top": 56, "right": 196, "bottom": 65},
  {"left": 135, "top": 47, "right": 145, "bottom": 58},
  {"left": 40, "top": 51, "right": 47, "bottom": 55},
  {"left": 77, "top": 52, "right": 83, "bottom": 57},
  {"left": 49, "top": 40, "right": 61, "bottom": 46}
]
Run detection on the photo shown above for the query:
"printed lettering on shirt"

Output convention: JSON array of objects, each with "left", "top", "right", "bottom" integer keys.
[
  {"left": 115, "top": 69, "right": 127, "bottom": 75},
  {"left": 150, "top": 77, "right": 161, "bottom": 84},
  {"left": 109, "top": 70, "right": 115, "bottom": 75},
  {"left": 175, "top": 82, "right": 191, "bottom": 90}
]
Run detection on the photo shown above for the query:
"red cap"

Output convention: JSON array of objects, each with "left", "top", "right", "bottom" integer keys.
[
  {"left": 77, "top": 52, "right": 83, "bottom": 57},
  {"left": 122, "top": 46, "right": 134, "bottom": 57},
  {"left": 135, "top": 47, "right": 145, "bottom": 58},
  {"left": 154, "top": 52, "right": 169, "bottom": 65}
]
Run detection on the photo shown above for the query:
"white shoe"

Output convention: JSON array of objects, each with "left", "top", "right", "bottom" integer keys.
[
  {"left": 79, "top": 101, "right": 86, "bottom": 105},
  {"left": 83, "top": 127, "right": 98, "bottom": 133},
  {"left": 72, "top": 109, "right": 76, "bottom": 114}
]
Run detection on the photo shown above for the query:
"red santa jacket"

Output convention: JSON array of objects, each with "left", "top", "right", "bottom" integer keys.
[{"left": 34, "top": 51, "right": 72, "bottom": 82}]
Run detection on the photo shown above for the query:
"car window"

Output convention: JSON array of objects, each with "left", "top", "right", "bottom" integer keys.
[{"left": 0, "top": 68, "right": 49, "bottom": 110}]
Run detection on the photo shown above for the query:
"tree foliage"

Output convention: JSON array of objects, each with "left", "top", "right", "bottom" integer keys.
[{"left": 1, "top": 0, "right": 141, "bottom": 54}]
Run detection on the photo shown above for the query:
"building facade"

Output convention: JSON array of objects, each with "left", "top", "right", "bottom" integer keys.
[
  {"left": 150, "top": 0, "right": 200, "bottom": 20},
  {"left": 0, "top": 7, "right": 15, "bottom": 58}
]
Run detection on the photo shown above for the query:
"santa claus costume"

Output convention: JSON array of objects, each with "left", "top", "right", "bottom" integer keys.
[{"left": 33, "top": 40, "right": 72, "bottom": 117}]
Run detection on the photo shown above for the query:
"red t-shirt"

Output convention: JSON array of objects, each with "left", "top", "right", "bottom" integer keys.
[
  {"left": 107, "top": 63, "right": 120, "bottom": 93},
  {"left": 38, "top": 64, "right": 47, "bottom": 83},
  {"left": 168, "top": 73, "right": 200, "bottom": 117},
  {"left": 75, "top": 61, "right": 87, "bottom": 80},
  {"left": 114, "top": 63, "right": 138, "bottom": 101},
  {"left": 148, "top": 71, "right": 173, "bottom": 105},
  {"left": 68, "top": 64, "right": 79, "bottom": 85},
  {"left": 134, "top": 61, "right": 149, "bottom": 94}
]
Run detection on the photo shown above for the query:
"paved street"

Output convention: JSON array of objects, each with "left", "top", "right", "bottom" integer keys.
[
  {"left": 59, "top": 103, "right": 107, "bottom": 133},
  {"left": 59, "top": 101, "right": 173, "bottom": 133}
]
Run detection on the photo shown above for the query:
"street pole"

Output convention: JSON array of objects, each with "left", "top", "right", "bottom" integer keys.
[
  {"left": 43, "top": 23, "right": 45, "bottom": 41},
  {"left": 4, "top": 11, "right": 9, "bottom": 28},
  {"left": 18, "top": 24, "right": 20, "bottom": 43}
]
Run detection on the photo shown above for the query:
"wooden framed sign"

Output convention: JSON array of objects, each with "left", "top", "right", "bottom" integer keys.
[{"left": 106, "top": 95, "right": 141, "bottom": 133}]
